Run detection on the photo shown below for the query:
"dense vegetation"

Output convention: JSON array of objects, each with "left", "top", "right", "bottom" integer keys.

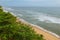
[{"left": 0, "top": 6, "right": 44, "bottom": 40}]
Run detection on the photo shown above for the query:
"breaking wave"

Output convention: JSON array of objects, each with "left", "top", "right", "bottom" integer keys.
[
  {"left": 37, "top": 14, "right": 60, "bottom": 24},
  {"left": 3, "top": 7, "right": 23, "bottom": 17}
]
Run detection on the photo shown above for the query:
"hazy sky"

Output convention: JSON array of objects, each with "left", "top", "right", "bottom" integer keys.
[{"left": 0, "top": 0, "right": 60, "bottom": 7}]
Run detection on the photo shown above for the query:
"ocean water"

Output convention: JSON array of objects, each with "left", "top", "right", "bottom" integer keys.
[{"left": 4, "top": 7, "right": 60, "bottom": 36}]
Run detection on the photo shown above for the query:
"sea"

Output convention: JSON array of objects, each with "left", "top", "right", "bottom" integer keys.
[{"left": 4, "top": 7, "right": 60, "bottom": 36}]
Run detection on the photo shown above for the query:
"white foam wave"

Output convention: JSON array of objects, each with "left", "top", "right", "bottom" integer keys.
[
  {"left": 3, "top": 7, "right": 23, "bottom": 17},
  {"left": 3, "top": 7, "right": 14, "bottom": 11},
  {"left": 21, "top": 10, "right": 60, "bottom": 24},
  {"left": 18, "top": 10, "right": 60, "bottom": 24},
  {"left": 16, "top": 14, "right": 23, "bottom": 17},
  {"left": 38, "top": 14, "right": 60, "bottom": 24}
]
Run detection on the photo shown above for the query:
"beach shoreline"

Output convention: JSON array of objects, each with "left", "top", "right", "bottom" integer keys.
[
  {"left": 4, "top": 9, "right": 60, "bottom": 40},
  {"left": 17, "top": 17, "right": 60, "bottom": 40}
]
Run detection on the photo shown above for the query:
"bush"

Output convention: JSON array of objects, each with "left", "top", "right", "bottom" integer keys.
[{"left": 0, "top": 12, "right": 16, "bottom": 26}]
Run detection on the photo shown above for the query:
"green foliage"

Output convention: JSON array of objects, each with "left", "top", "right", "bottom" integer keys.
[
  {"left": 0, "top": 6, "right": 3, "bottom": 12},
  {"left": 0, "top": 6, "right": 2, "bottom": 8},
  {"left": 0, "top": 12, "right": 16, "bottom": 26},
  {"left": 0, "top": 6, "right": 44, "bottom": 40}
]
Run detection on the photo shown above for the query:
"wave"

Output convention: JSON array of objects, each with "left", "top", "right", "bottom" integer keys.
[
  {"left": 3, "top": 7, "right": 23, "bottom": 17},
  {"left": 37, "top": 14, "right": 60, "bottom": 24},
  {"left": 23, "top": 10, "right": 60, "bottom": 24},
  {"left": 3, "top": 7, "right": 14, "bottom": 11},
  {"left": 19, "top": 10, "right": 60, "bottom": 24},
  {"left": 3, "top": 7, "right": 60, "bottom": 24}
]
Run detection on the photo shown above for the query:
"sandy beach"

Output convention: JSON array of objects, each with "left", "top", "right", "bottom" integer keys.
[
  {"left": 16, "top": 17, "right": 60, "bottom": 40},
  {"left": 32, "top": 25, "right": 60, "bottom": 40}
]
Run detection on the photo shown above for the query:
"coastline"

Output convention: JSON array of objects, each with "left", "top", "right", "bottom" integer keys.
[
  {"left": 16, "top": 17, "right": 60, "bottom": 40},
  {"left": 4, "top": 9, "right": 60, "bottom": 40}
]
